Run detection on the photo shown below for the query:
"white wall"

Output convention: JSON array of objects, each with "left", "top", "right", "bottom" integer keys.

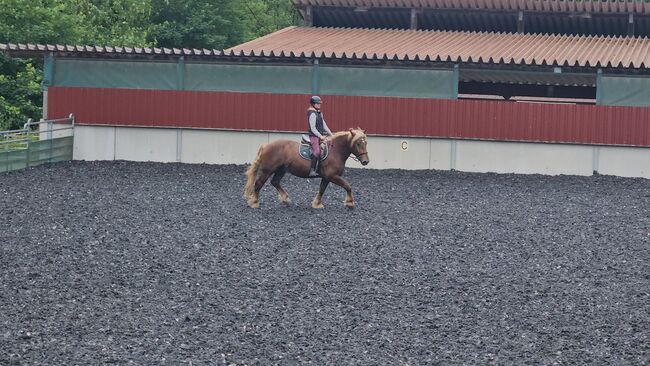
[
  {"left": 181, "top": 129, "right": 269, "bottom": 164},
  {"left": 597, "top": 146, "right": 650, "bottom": 179},
  {"left": 73, "top": 125, "right": 115, "bottom": 161},
  {"left": 454, "top": 140, "right": 594, "bottom": 176},
  {"left": 72, "top": 125, "right": 650, "bottom": 179}
]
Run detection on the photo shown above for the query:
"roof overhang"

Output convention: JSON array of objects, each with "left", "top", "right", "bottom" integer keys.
[
  {"left": 292, "top": 0, "right": 650, "bottom": 14},
  {"left": 3, "top": 26, "right": 648, "bottom": 87}
]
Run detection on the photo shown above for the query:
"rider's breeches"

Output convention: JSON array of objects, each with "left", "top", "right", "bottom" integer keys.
[{"left": 309, "top": 136, "right": 321, "bottom": 158}]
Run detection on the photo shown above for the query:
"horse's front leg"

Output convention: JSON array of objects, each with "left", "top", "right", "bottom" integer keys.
[
  {"left": 312, "top": 178, "right": 329, "bottom": 209},
  {"left": 329, "top": 175, "right": 355, "bottom": 209}
]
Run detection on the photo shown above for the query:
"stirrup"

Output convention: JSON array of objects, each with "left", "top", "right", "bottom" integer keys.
[{"left": 309, "top": 161, "right": 320, "bottom": 177}]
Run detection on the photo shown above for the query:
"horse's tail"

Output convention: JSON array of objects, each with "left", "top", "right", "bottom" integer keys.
[{"left": 244, "top": 144, "right": 265, "bottom": 199}]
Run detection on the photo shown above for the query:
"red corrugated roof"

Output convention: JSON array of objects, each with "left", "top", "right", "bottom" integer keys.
[
  {"left": 293, "top": 0, "right": 650, "bottom": 14},
  {"left": 227, "top": 26, "right": 650, "bottom": 68},
  {"left": 3, "top": 26, "right": 649, "bottom": 69}
]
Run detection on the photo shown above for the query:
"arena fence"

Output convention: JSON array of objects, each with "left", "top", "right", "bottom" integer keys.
[{"left": 0, "top": 114, "right": 75, "bottom": 173}]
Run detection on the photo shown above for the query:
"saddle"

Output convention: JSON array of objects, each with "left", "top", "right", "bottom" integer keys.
[{"left": 298, "top": 135, "right": 329, "bottom": 161}]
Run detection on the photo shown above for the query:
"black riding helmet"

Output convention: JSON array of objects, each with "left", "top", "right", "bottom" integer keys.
[{"left": 310, "top": 95, "right": 322, "bottom": 105}]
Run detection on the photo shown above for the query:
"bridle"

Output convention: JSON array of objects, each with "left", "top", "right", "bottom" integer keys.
[
  {"left": 349, "top": 135, "right": 368, "bottom": 162},
  {"left": 350, "top": 151, "right": 368, "bottom": 162}
]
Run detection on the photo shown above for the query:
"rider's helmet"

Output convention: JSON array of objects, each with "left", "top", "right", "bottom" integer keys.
[{"left": 310, "top": 95, "right": 322, "bottom": 105}]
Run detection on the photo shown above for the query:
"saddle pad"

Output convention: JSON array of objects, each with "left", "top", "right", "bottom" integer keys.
[{"left": 298, "top": 141, "right": 329, "bottom": 161}]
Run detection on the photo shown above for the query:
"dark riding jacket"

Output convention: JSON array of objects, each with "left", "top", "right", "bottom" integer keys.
[{"left": 307, "top": 107, "right": 332, "bottom": 137}]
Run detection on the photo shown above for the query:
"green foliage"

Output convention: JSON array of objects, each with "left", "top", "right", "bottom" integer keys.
[
  {"left": 148, "top": 0, "right": 242, "bottom": 49},
  {"left": 237, "top": 0, "right": 302, "bottom": 41},
  {"left": 73, "top": 0, "right": 152, "bottom": 47},
  {"left": 0, "top": 0, "right": 86, "bottom": 45},
  {"left": 0, "top": 53, "right": 42, "bottom": 130},
  {"left": 147, "top": 0, "right": 299, "bottom": 50},
  {"left": 0, "top": 0, "right": 300, "bottom": 130}
]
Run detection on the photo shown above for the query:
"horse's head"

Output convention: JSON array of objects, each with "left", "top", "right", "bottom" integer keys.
[{"left": 349, "top": 128, "right": 369, "bottom": 166}]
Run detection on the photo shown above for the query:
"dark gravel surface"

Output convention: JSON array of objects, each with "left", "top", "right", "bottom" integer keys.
[{"left": 1, "top": 160, "right": 649, "bottom": 365}]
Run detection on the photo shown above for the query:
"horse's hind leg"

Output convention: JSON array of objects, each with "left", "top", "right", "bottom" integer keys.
[
  {"left": 248, "top": 171, "right": 272, "bottom": 208},
  {"left": 271, "top": 167, "right": 290, "bottom": 204}
]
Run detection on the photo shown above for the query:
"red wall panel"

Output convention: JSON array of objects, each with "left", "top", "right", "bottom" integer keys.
[{"left": 48, "top": 87, "right": 650, "bottom": 147}]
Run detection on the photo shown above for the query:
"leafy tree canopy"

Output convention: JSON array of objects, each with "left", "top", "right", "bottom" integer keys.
[{"left": 0, "top": 0, "right": 300, "bottom": 130}]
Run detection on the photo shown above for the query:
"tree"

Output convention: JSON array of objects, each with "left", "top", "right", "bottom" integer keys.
[
  {"left": 148, "top": 0, "right": 247, "bottom": 50},
  {"left": 0, "top": 53, "right": 42, "bottom": 130},
  {"left": 0, "top": 0, "right": 301, "bottom": 130},
  {"left": 147, "top": 0, "right": 300, "bottom": 50},
  {"left": 73, "top": 0, "right": 152, "bottom": 47},
  {"left": 238, "top": 0, "right": 302, "bottom": 41},
  {"left": 0, "top": 0, "right": 153, "bottom": 130}
]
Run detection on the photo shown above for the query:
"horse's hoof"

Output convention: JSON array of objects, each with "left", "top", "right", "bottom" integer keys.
[
  {"left": 344, "top": 201, "right": 355, "bottom": 209},
  {"left": 278, "top": 195, "right": 291, "bottom": 204},
  {"left": 247, "top": 198, "right": 260, "bottom": 208},
  {"left": 311, "top": 201, "right": 324, "bottom": 209}
]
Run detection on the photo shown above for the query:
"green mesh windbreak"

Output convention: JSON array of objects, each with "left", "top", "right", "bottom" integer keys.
[
  {"left": 184, "top": 63, "right": 312, "bottom": 93},
  {"left": 0, "top": 137, "right": 73, "bottom": 173},
  {"left": 53, "top": 59, "right": 178, "bottom": 89},
  {"left": 599, "top": 76, "right": 650, "bottom": 107},
  {"left": 317, "top": 66, "right": 456, "bottom": 99},
  {"left": 51, "top": 58, "right": 456, "bottom": 98}
]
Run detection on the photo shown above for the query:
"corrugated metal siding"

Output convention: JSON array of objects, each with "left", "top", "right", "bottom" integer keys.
[
  {"left": 48, "top": 87, "right": 309, "bottom": 132},
  {"left": 48, "top": 87, "right": 650, "bottom": 147}
]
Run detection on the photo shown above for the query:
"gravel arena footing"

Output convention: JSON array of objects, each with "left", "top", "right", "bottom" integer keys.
[{"left": 1, "top": 161, "right": 649, "bottom": 365}]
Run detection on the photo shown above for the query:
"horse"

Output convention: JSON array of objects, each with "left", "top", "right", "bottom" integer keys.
[{"left": 243, "top": 128, "right": 369, "bottom": 209}]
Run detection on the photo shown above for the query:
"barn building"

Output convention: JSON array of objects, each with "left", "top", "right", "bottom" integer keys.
[{"left": 1, "top": 0, "right": 649, "bottom": 177}]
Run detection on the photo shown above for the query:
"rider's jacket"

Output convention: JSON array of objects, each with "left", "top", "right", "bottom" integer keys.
[{"left": 307, "top": 107, "right": 325, "bottom": 137}]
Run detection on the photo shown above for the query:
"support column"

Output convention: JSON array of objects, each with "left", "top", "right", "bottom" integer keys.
[
  {"left": 177, "top": 56, "right": 185, "bottom": 91},
  {"left": 628, "top": 13, "right": 635, "bottom": 36},
  {"left": 304, "top": 5, "right": 313, "bottom": 26},
  {"left": 311, "top": 59, "right": 320, "bottom": 95},
  {"left": 176, "top": 56, "right": 185, "bottom": 162},
  {"left": 42, "top": 53, "right": 55, "bottom": 119},
  {"left": 452, "top": 64, "right": 459, "bottom": 99},
  {"left": 595, "top": 68, "right": 603, "bottom": 105},
  {"left": 517, "top": 11, "right": 525, "bottom": 33},
  {"left": 410, "top": 8, "right": 418, "bottom": 30}
]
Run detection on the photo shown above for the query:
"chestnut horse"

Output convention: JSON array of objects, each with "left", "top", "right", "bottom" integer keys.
[{"left": 244, "top": 128, "right": 369, "bottom": 209}]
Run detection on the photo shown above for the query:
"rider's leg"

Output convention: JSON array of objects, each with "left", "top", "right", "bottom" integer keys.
[{"left": 309, "top": 136, "right": 321, "bottom": 176}]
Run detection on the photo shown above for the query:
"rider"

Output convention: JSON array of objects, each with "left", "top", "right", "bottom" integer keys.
[{"left": 307, "top": 95, "right": 333, "bottom": 176}]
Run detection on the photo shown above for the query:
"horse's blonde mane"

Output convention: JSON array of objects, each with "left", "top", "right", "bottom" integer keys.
[{"left": 327, "top": 128, "right": 366, "bottom": 143}]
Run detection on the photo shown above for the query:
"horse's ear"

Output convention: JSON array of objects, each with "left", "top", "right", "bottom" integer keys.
[{"left": 349, "top": 128, "right": 355, "bottom": 136}]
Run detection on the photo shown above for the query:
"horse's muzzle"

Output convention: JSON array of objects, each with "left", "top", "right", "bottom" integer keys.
[{"left": 361, "top": 159, "right": 369, "bottom": 166}]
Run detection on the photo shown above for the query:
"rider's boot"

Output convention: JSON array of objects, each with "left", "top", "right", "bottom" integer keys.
[{"left": 309, "top": 156, "right": 319, "bottom": 177}]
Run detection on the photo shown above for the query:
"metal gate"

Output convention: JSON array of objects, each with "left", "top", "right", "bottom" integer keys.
[{"left": 0, "top": 114, "right": 75, "bottom": 173}]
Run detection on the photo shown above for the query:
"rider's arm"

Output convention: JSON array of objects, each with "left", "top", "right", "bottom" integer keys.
[
  {"left": 322, "top": 115, "right": 333, "bottom": 136},
  {"left": 309, "top": 113, "right": 323, "bottom": 138}
]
